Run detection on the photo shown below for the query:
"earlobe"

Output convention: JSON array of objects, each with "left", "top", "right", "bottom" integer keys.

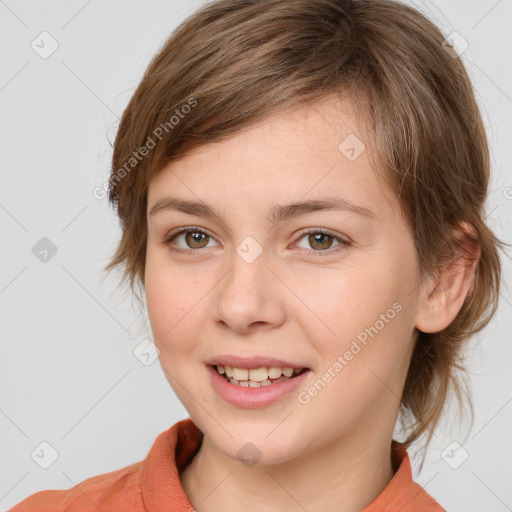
[{"left": 415, "top": 222, "right": 481, "bottom": 334}]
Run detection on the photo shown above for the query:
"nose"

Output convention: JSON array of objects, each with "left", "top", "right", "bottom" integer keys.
[{"left": 213, "top": 249, "right": 286, "bottom": 334}]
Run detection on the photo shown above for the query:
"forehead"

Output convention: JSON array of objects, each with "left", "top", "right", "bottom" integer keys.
[{"left": 147, "top": 95, "right": 395, "bottom": 218}]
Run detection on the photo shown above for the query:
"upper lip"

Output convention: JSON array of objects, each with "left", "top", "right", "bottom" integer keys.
[{"left": 206, "top": 355, "right": 309, "bottom": 370}]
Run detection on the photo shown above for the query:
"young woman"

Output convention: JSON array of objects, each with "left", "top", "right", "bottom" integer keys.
[{"left": 10, "top": 0, "right": 503, "bottom": 510}]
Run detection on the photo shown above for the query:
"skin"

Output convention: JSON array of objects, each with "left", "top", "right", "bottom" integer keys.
[{"left": 144, "top": 95, "right": 478, "bottom": 512}]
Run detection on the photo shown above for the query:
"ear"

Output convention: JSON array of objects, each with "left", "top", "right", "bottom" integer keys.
[{"left": 415, "top": 222, "right": 481, "bottom": 334}]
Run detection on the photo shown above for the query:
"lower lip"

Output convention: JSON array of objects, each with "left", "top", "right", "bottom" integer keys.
[{"left": 207, "top": 365, "right": 311, "bottom": 408}]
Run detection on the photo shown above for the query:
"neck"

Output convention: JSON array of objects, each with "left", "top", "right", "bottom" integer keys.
[{"left": 180, "top": 422, "right": 396, "bottom": 512}]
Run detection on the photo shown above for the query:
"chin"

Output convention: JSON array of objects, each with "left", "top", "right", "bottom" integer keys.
[{"left": 206, "top": 422, "right": 305, "bottom": 467}]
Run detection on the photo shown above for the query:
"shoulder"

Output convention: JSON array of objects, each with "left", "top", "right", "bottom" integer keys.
[
  {"left": 8, "top": 461, "right": 144, "bottom": 512},
  {"left": 8, "top": 419, "right": 200, "bottom": 512}
]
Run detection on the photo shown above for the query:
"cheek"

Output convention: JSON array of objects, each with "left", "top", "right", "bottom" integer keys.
[
  {"left": 144, "top": 255, "right": 207, "bottom": 359},
  {"left": 302, "top": 252, "right": 418, "bottom": 409},
  {"left": 303, "top": 251, "right": 418, "bottom": 391},
  {"left": 306, "top": 266, "right": 405, "bottom": 348},
  {"left": 144, "top": 262, "right": 209, "bottom": 414}
]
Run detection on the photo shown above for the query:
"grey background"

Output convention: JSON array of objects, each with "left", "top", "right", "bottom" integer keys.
[{"left": 0, "top": 1, "right": 511, "bottom": 511}]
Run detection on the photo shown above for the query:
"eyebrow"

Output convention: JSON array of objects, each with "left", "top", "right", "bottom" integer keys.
[{"left": 148, "top": 196, "right": 377, "bottom": 223}]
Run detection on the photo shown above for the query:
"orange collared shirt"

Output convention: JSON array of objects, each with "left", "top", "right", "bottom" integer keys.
[{"left": 9, "top": 418, "right": 445, "bottom": 511}]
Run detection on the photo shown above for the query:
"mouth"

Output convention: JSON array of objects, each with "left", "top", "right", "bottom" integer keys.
[
  {"left": 210, "top": 364, "right": 309, "bottom": 388},
  {"left": 206, "top": 358, "right": 312, "bottom": 408}
]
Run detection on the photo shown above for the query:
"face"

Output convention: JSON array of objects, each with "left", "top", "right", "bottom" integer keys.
[{"left": 145, "top": 95, "right": 424, "bottom": 466}]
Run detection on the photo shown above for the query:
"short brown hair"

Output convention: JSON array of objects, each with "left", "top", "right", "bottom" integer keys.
[{"left": 104, "top": 0, "right": 504, "bottom": 455}]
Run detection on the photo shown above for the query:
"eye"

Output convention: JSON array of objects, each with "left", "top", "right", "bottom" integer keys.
[
  {"left": 164, "top": 226, "right": 218, "bottom": 252},
  {"left": 163, "top": 226, "right": 351, "bottom": 255},
  {"left": 294, "top": 229, "right": 350, "bottom": 254}
]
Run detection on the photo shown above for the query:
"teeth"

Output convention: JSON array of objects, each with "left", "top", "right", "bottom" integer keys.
[
  {"left": 229, "top": 377, "right": 275, "bottom": 388},
  {"left": 249, "top": 367, "right": 268, "bottom": 382},
  {"left": 268, "top": 366, "right": 283, "bottom": 379},
  {"left": 229, "top": 377, "right": 249, "bottom": 387},
  {"left": 282, "top": 367, "right": 294, "bottom": 377},
  {"left": 216, "top": 365, "right": 305, "bottom": 384},
  {"left": 232, "top": 368, "right": 249, "bottom": 381}
]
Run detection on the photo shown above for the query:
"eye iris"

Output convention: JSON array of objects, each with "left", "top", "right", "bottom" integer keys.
[
  {"left": 309, "top": 233, "right": 332, "bottom": 250},
  {"left": 186, "top": 231, "right": 208, "bottom": 248}
]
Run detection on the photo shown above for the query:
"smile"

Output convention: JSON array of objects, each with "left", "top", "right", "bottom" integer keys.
[{"left": 215, "top": 364, "right": 306, "bottom": 387}]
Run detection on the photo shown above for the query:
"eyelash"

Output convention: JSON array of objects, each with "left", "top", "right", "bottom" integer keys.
[{"left": 163, "top": 225, "right": 351, "bottom": 256}]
